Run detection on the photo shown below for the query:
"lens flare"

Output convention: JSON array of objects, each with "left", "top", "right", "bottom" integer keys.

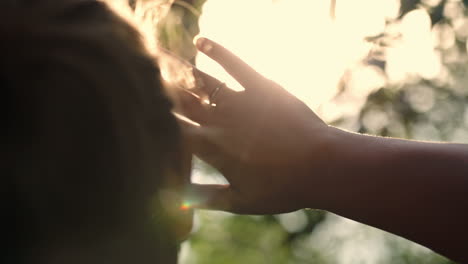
[{"left": 180, "top": 201, "right": 192, "bottom": 211}]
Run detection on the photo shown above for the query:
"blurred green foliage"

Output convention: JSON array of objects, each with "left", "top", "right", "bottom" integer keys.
[
  {"left": 357, "top": 0, "right": 468, "bottom": 142},
  {"left": 155, "top": 0, "right": 466, "bottom": 263},
  {"left": 158, "top": 0, "right": 206, "bottom": 62}
]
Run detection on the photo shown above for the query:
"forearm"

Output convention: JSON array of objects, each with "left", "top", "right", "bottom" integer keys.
[
  {"left": 181, "top": 37, "right": 468, "bottom": 261},
  {"left": 318, "top": 128, "right": 468, "bottom": 262}
]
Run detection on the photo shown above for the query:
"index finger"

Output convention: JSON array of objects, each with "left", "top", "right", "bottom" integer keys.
[{"left": 196, "top": 37, "right": 265, "bottom": 90}]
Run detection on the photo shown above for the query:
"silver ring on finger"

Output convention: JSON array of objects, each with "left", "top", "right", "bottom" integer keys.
[{"left": 209, "top": 82, "right": 225, "bottom": 107}]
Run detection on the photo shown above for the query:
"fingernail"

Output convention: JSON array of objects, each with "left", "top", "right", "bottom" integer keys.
[{"left": 196, "top": 37, "right": 213, "bottom": 54}]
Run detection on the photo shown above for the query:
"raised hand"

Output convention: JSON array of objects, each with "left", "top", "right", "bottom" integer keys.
[{"left": 176, "top": 38, "right": 333, "bottom": 214}]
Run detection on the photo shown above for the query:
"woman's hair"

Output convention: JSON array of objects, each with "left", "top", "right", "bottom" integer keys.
[{"left": 1, "top": 0, "right": 182, "bottom": 262}]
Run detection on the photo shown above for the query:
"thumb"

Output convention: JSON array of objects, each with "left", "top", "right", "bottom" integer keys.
[{"left": 183, "top": 184, "right": 234, "bottom": 212}]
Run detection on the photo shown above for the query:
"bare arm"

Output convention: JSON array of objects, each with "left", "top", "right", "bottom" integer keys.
[
  {"left": 318, "top": 130, "right": 468, "bottom": 262},
  {"left": 178, "top": 38, "right": 468, "bottom": 263}
]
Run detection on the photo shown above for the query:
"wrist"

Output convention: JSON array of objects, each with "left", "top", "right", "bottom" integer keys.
[{"left": 299, "top": 125, "right": 347, "bottom": 210}]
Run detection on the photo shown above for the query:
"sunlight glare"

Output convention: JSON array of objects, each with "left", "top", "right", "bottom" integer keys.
[
  {"left": 196, "top": 0, "right": 400, "bottom": 110},
  {"left": 386, "top": 9, "right": 442, "bottom": 82}
]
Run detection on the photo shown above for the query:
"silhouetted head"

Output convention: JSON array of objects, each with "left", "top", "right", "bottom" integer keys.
[{"left": 1, "top": 1, "right": 192, "bottom": 263}]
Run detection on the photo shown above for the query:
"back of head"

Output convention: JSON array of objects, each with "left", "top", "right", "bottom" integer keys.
[{"left": 1, "top": 0, "right": 183, "bottom": 263}]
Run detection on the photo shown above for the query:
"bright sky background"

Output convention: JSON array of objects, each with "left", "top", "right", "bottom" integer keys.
[
  {"left": 183, "top": 1, "right": 445, "bottom": 263},
  {"left": 195, "top": 0, "right": 441, "bottom": 122},
  {"left": 196, "top": 0, "right": 391, "bottom": 107}
]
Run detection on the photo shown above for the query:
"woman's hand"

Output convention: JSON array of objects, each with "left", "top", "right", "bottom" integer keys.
[
  {"left": 175, "top": 39, "right": 468, "bottom": 263},
  {"left": 177, "top": 38, "right": 335, "bottom": 214}
]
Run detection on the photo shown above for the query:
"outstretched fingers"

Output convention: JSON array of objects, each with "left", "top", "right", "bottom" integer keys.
[
  {"left": 177, "top": 117, "right": 220, "bottom": 163},
  {"left": 192, "top": 68, "right": 237, "bottom": 103},
  {"left": 173, "top": 88, "right": 212, "bottom": 125},
  {"left": 196, "top": 37, "right": 265, "bottom": 90}
]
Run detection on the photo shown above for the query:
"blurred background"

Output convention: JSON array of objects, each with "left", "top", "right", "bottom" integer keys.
[{"left": 154, "top": 0, "right": 468, "bottom": 263}]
